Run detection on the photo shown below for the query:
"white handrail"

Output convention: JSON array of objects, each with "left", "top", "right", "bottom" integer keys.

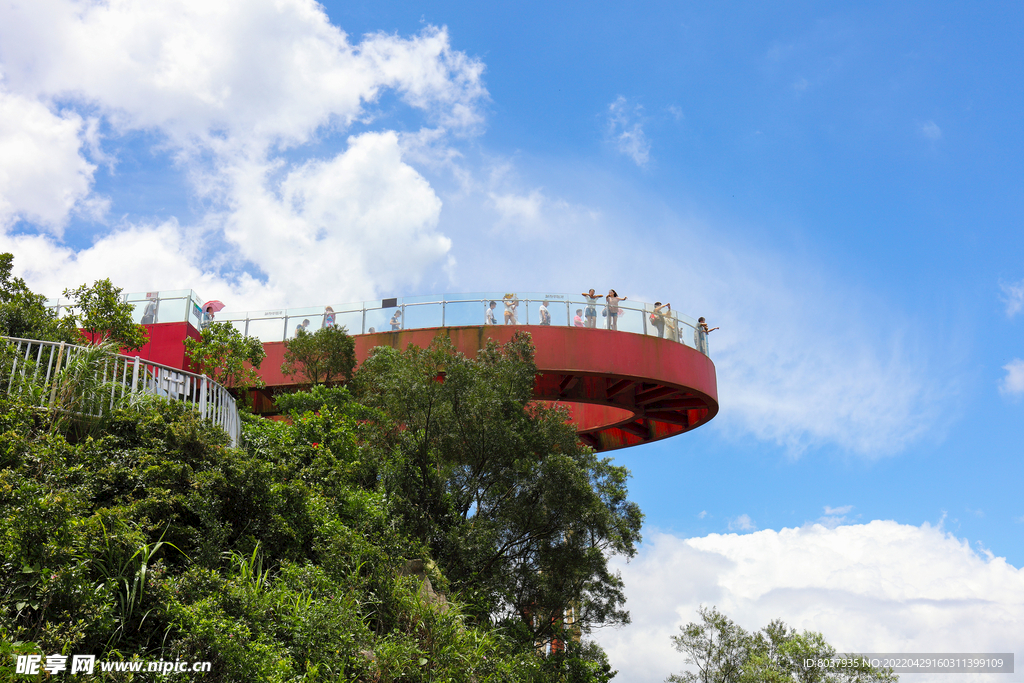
[{"left": 0, "top": 336, "right": 241, "bottom": 447}]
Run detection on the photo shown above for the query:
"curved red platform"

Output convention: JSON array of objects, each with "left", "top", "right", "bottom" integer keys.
[{"left": 258, "top": 325, "right": 718, "bottom": 452}]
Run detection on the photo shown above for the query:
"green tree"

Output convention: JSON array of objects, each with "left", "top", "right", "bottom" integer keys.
[
  {"left": 353, "top": 331, "right": 643, "bottom": 645},
  {"left": 185, "top": 321, "right": 266, "bottom": 391},
  {"left": 0, "top": 253, "right": 77, "bottom": 343},
  {"left": 63, "top": 278, "right": 148, "bottom": 350},
  {"left": 281, "top": 325, "right": 356, "bottom": 385},
  {"left": 668, "top": 606, "right": 898, "bottom": 683},
  {"left": 668, "top": 606, "right": 749, "bottom": 683}
]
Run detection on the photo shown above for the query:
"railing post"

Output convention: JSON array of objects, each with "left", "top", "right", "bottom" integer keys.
[
  {"left": 642, "top": 307, "right": 648, "bottom": 335},
  {"left": 47, "top": 341, "right": 66, "bottom": 408},
  {"left": 361, "top": 306, "right": 366, "bottom": 334},
  {"left": 199, "top": 374, "right": 207, "bottom": 418},
  {"left": 442, "top": 300, "right": 446, "bottom": 328},
  {"left": 131, "top": 356, "right": 140, "bottom": 392},
  {"left": 6, "top": 342, "right": 19, "bottom": 394}
]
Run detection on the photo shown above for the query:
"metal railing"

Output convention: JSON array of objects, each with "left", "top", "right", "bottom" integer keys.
[
  {"left": 1, "top": 336, "right": 241, "bottom": 447},
  {"left": 212, "top": 292, "right": 714, "bottom": 357},
  {"left": 45, "top": 289, "right": 713, "bottom": 357}
]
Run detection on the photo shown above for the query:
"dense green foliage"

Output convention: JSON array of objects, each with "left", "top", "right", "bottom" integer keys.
[
  {"left": 0, "top": 253, "right": 77, "bottom": 343},
  {"left": 352, "top": 334, "right": 642, "bottom": 641},
  {"left": 281, "top": 326, "right": 357, "bottom": 385},
  {"left": 184, "top": 322, "right": 266, "bottom": 391},
  {"left": 1, "top": 329, "right": 627, "bottom": 681},
  {"left": 62, "top": 278, "right": 149, "bottom": 351},
  {"left": 668, "top": 606, "right": 898, "bottom": 683}
]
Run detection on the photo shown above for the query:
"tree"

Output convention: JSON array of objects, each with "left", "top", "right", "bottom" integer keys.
[
  {"left": 0, "top": 253, "right": 77, "bottom": 343},
  {"left": 281, "top": 325, "right": 356, "bottom": 385},
  {"left": 184, "top": 321, "right": 266, "bottom": 391},
  {"left": 63, "top": 278, "right": 148, "bottom": 350},
  {"left": 668, "top": 606, "right": 749, "bottom": 683},
  {"left": 353, "top": 331, "right": 643, "bottom": 645},
  {"left": 668, "top": 606, "right": 898, "bottom": 683}
]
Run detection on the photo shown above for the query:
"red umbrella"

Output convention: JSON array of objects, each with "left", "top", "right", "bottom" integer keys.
[{"left": 202, "top": 300, "right": 226, "bottom": 313}]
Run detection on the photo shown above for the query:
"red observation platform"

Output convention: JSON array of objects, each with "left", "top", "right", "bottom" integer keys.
[
  {"left": 102, "top": 289, "right": 718, "bottom": 452},
  {"left": 257, "top": 325, "right": 718, "bottom": 452}
]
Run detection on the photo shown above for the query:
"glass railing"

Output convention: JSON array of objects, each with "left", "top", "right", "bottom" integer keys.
[
  {"left": 46, "top": 289, "right": 207, "bottom": 330},
  {"left": 49, "top": 290, "right": 712, "bottom": 357},
  {"left": 205, "top": 292, "right": 711, "bottom": 357}
]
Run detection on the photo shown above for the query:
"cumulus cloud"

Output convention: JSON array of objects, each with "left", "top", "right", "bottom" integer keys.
[
  {"left": 1001, "top": 279, "right": 1024, "bottom": 318},
  {"left": 0, "top": 0, "right": 487, "bottom": 307},
  {"left": 0, "top": 1, "right": 486, "bottom": 148},
  {"left": 0, "top": 88, "right": 102, "bottom": 233},
  {"left": 223, "top": 131, "right": 449, "bottom": 305},
  {"left": 595, "top": 523, "right": 1024, "bottom": 683},
  {"left": 607, "top": 96, "right": 651, "bottom": 167},
  {"left": 1000, "top": 359, "right": 1024, "bottom": 397}
]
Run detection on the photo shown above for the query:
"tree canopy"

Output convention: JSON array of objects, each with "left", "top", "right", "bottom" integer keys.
[
  {"left": 281, "top": 325, "right": 356, "bottom": 385},
  {"left": 668, "top": 606, "right": 898, "bottom": 683},
  {"left": 0, "top": 253, "right": 77, "bottom": 343},
  {"left": 352, "top": 332, "right": 643, "bottom": 641},
  {"left": 184, "top": 321, "right": 266, "bottom": 391},
  {"left": 62, "top": 278, "right": 149, "bottom": 351}
]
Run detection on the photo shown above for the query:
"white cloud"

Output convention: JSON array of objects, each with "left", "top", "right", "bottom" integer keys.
[
  {"left": 224, "top": 131, "right": 449, "bottom": 306},
  {"left": 999, "top": 359, "right": 1024, "bottom": 397},
  {"left": 697, "top": 510, "right": 708, "bottom": 520},
  {"left": 727, "top": 514, "right": 756, "bottom": 532},
  {"left": 1001, "top": 279, "right": 1024, "bottom": 318},
  {"left": 596, "top": 523, "right": 1024, "bottom": 683},
  {"left": 607, "top": 96, "right": 651, "bottom": 167},
  {"left": 819, "top": 505, "right": 854, "bottom": 528},
  {"left": 0, "top": 1, "right": 486, "bottom": 149},
  {"left": 0, "top": 88, "right": 101, "bottom": 233},
  {"left": 488, "top": 189, "right": 544, "bottom": 224},
  {"left": 921, "top": 120, "right": 942, "bottom": 140},
  {"left": 0, "top": 0, "right": 487, "bottom": 307}
]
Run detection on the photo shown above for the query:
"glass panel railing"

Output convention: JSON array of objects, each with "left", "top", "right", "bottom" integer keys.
[
  {"left": 330, "top": 310, "right": 363, "bottom": 334},
  {"left": 244, "top": 317, "right": 287, "bottom": 343},
  {"left": 65, "top": 291, "right": 714, "bottom": 357},
  {"left": 363, "top": 305, "right": 397, "bottom": 334},
  {"left": 445, "top": 298, "right": 491, "bottom": 327},
  {"left": 403, "top": 302, "right": 443, "bottom": 330}
]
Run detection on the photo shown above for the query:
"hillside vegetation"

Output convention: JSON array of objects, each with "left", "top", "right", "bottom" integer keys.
[{"left": 1, "top": 287, "right": 638, "bottom": 681}]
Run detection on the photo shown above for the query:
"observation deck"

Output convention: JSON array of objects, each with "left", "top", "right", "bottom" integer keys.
[{"left": 48, "top": 290, "right": 718, "bottom": 452}]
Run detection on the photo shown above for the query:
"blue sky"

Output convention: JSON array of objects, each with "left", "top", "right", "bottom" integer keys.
[{"left": 1, "top": 1, "right": 1022, "bottom": 679}]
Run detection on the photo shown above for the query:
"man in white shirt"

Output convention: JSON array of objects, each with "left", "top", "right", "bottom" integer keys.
[
  {"left": 539, "top": 300, "right": 552, "bottom": 325},
  {"left": 486, "top": 300, "right": 498, "bottom": 324}
]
